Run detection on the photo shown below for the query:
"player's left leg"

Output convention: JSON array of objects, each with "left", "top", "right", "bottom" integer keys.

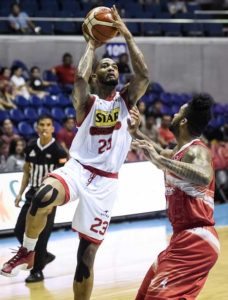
[
  {"left": 135, "top": 263, "right": 157, "bottom": 300},
  {"left": 73, "top": 238, "right": 100, "bottom": 300}
]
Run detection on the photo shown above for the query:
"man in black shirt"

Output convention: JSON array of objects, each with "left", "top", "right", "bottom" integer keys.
[{"left": 14, "top": 115, "right": 67, "bottom": 283}]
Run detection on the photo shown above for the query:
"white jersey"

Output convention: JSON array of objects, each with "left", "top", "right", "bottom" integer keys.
[{"left": 69, "top": 91, "right": 132, "bottom": 173}]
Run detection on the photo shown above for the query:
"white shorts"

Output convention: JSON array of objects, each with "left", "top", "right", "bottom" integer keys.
[{"left": 50, "top": 158, "right": 119, "bottom": 244}]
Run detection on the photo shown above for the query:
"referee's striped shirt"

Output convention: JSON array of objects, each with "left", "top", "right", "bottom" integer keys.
[{"left": 25, "top": 138, "right": 67, "bottom": 188}]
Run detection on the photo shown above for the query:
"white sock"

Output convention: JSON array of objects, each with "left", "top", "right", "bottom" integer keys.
[{"left": 23, "top": 234, "right": 38, "bottom": 251}]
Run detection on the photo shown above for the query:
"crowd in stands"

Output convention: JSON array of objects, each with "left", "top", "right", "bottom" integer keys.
[
  {"left": 0, "top": 51, "right": 227, "bottom": 202},
  {"left": 0, "top": 1, "right": 227, "bottom": 36}
]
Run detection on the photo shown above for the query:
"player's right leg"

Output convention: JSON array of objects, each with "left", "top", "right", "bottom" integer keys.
[{"left": 1, "top": 177, "right": 66, "bottom": 277}]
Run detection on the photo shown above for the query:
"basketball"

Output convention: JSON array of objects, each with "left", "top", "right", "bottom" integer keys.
[{"left": 83, "top": 6, "right": 118, "bottom": 43}]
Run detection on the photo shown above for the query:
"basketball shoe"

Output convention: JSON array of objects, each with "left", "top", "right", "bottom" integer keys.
[{"left": 1, "top": 246, "right": 35, "bottom": 277}]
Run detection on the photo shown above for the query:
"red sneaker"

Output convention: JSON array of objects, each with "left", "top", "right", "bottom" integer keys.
[{"left": 1, "top": 246, "right": 35, "bottom": 277}]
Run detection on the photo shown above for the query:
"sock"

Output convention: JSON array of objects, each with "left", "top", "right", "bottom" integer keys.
[{"left": 23, "top": 234, "right": 38, "bottom": 251}]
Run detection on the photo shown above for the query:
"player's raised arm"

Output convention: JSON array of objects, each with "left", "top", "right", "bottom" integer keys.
[{"left": 111, "top": 5, "right": 149, "bottom": 107}]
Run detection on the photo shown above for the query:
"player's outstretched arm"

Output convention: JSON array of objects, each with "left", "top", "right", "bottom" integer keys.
[
  {"left": 133, "top": 140, "right": 213, "bottom": 185},
  {"left": 111, "top": 5, "right": 149, "bottom": 107}
]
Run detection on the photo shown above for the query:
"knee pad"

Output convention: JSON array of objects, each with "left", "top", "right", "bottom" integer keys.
[{"left": 30, "top": 184, "right": 58, "bottom": 216}]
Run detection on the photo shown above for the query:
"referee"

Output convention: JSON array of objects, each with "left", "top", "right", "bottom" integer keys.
[{"left": 14, "top": 115, "right": 67, "bottom": 283}]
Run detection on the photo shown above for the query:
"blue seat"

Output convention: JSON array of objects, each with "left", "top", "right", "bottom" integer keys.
[
  {"left": 175, "top": 13, "right": 195, "bottom": 19},
  {"left": 15, "top": 95, "right": 30, "bottom": 108},
  {"left": 43, "top": 95, "right": 59, "bottom": 107},
  {"left": 51, "top": 107, "right": 65, "bottom": 121},
  {"left": 39, "top": 0, "right": 59, "bottom": 11},
  {"left": 125, "top": 23, "right": 141, "bottom": 36},
  {"left": 0, "top": 21, "right": 10, "bottom": 33},
  {"left": 43, "top": 70, "right": 57, "bottom": 82},
  {"left": 65, "top": 107, "right": 76, "bottom": 117},
  {"left": 9, "top": 109, "right": 25, "bottom": 123},
  {"left": 54, "top": 121, "right": 62, "bottom": 133},
  {"left": 60, "top": 0, "right": 81, "bottom": 12},
  {"left": 35, "top": 21, "right": 54, "bottom": 35},
  {"left": 143, "top": 23, "right": 162, "bottom": 36},
  {"left": 0, "top": 110, "right": 9, "bottom": 122},
  {"left": 160, "top": 92, "right": 172, "bottom": 105},
  {"left": 24, "top": 107, "right": 38, "bottom": 122},
  {"left": 17, "top": 121, "right": 35, "bottom": 138},
  {"left": 37, "top": 107, "right": 50, "bottom": 117},
  {"left": 204, "top": 23, "right": 224, "bottom": 37},
  {"left": 31, "top": 95, "right": 42, "bottom": 108},
  {"left": 58, "top": 94, "right": 71, "bottom": 107},
  {"left": 54, "top": 22, "right": 77, "bottom": 34},
  {"left": 182, "top": 23, "right": 204, "bottom": 36},
  {"left": 187, "top": 3, "right": 200, "bottom": 13},
  {"left": 47, "top": 84, "right": 62, "bottom": 95},
  {"left": 155, "top": 12, "right": 172, "bottom": 19},
  {"left": 162, "top": 23, "right": 181, "bottom": 36}
]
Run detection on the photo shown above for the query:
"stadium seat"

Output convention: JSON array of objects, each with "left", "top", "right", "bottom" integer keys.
[
  {"left": 35, "top": 21, "right": 54, "bottom": 35},
  {"left": 0, "top": 110, "right": 9, "bottom": 122},
  {"left": 9, "top": 109, "right": 25, "bottom": 123},
  {"left": 43, "top": 70, "right": 57, "bottom": 82},
  {"left": 204, "top": 23, "right": 224, "bottom": 37},
  {"left": 51, "top": 107, "right": 65, "bottom": 121},
  {"left": 182, "top": 23, "right": 204, "bottom": 37},
  {"left": 30, "top": 95, "right": 42, "bottom": 108},
  {"left": 15, "top": 95, "right": 30, "bottom": 108},
  {"left": 37, "top": 107, "right": 50, "bottom": 117},
  {"left": 155, "top": 12, "right": 172, "bottom": 19},
  {"left": 39, "top": 0, "right": 59, "bottom": 12},
  {"left": 58, "top": 94, "right": 71, "bottom": 107},
  {"left": 54, "top": 121, "right": 62, "bottom": 133},
  {"left": 162, "top": 23, "right": 181, "bottom": 36},
  {"left": 125, "top": 23, "right": 141, "bottom": 36},
  {"left": 17, "top": 121, "right": 35, "bottom": 138},
  {"left": 0, "top": 21, "right": 10, "bottom": 34},
  {"left": 143, "top": 23, "right": 162, "bottom": 36},
  {"left": 24, "top": 107, "right": 38, "bottom": 122},
  {"left": 54, "top": 21, "right": 77, "bottom": 34},
  {"left": 43, "top": 95, "right": 59, "bottom": 107},
  {"left": 60, "top": 0, "right": 81, "bottom": 13},
  {"left": 47, "top": 84, "right": 62, "bottom": 95},
  {"left": 65, "top": 107, "right": 76, "bottom": 117}
]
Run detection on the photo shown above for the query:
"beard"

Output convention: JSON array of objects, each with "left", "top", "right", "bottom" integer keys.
[
  {"left": 169, "top": 120, "right": 180, "bottom": 137},
  {"left": 100, "top": 77, "right": 118, "bottom": 87}
]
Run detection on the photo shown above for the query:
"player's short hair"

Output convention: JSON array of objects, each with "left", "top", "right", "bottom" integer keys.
[
  {"left": 37, "top": 114, "right": 54, "bottom": 124},
  {"left": 185, "top": 93, "right": 214, "bottom": 136}
]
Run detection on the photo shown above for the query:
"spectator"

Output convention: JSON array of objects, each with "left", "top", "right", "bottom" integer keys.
[
  {"left": 0, "top": 81, "right": 16, "bottom": 110},
  {"left": 0, "top": 67, "right": 14, "bottom": 95},
  {"left": 0, "top": 119, "right": 21, "bottom": 156},
  {"left": 56, "top": 116, "right": 77, "bottom": 153},
  {"left": 117, "top": 53, "right": 131, "bottom": 74},
  {"left": 147, "top": 99, "right": 164, "bottom": 119},
  {"left": 8, "top": 3, "right": 41, "bottom": 34},
  {"left": 141, "top": 114, "right": 159, "bottom": 141},
  {"left": 11, "top": 66, "right": 30, "bottom": 99},
  {"left": 5, "top": 138, "right": 26, "bottom": 172},
  {"left": 167, "top": 0, "right": 187, "bottom": 16},
  {"left": 0, "top": 139, "right": 8, "bottom": 173},
  {"left": 28, "top": 66, "right": 53, "bottom": 99},
  {"left": 51, "top": 53, "right": 77, "bottom": 92},
  {"left": 158, "top": 115, "right": 176, "bottom": 148}
]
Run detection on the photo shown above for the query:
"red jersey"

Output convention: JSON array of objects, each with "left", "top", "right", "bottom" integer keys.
[
  {"left": 54, "top": 65, "right": 76, "bottom": 85},
  {"left": 165, "top": 139, "right": 215, "bottom": 233}
]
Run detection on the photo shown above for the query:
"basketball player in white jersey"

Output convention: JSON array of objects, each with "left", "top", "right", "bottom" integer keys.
[{"left": 1, "top": 6, "right": 149, "bottom": 300}]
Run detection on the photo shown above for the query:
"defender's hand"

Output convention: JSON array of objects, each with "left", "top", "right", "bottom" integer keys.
[{"left": 127, "top": 106, "right": 141, "bottom": 136}]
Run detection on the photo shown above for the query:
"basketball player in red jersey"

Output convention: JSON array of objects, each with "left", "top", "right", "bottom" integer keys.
[
  {"left": 1, "top": 6, "right": 149, "bottom": 300},
  {"left": 129, "top": 94, "right": 220, "bottom": 299}
]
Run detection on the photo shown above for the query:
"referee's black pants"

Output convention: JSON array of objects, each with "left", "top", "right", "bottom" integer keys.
[{"left": 14, "top": 188, "right": 56, "bottom": 272}]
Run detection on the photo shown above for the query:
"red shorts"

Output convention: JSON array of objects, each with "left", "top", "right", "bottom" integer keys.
[{"left": 136, "top": 226, "right": 220, "bottom": 300}]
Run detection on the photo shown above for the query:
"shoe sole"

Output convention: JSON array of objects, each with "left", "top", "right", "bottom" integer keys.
[{"left": 1, "top": 264, "right": 32, "bottom": 277}]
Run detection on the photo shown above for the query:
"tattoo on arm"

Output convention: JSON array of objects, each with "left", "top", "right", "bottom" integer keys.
[
  {"left": 132, "top": 130, "right": 163, "bottom": 154},
  {"left": 159, "top": 146, "right": 213, "bottom": 185}
]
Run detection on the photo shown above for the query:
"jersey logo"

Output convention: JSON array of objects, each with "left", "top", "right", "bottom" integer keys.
[
  {"left": 46, "top": 153, "right": 52, "bottom": 158},
  {"left": 29, "top": 150, "right": 36, "bottom": 157},
  {"left": 160, "top": 277, "right": 168, "bottom": 289},
  {"left": 95, "top": 108, "right": 120, "bottom": 127}
]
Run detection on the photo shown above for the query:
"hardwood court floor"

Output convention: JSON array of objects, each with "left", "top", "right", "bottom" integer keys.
[{"left": 0, "top": 223, "right": 227, "bottom": 300}]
